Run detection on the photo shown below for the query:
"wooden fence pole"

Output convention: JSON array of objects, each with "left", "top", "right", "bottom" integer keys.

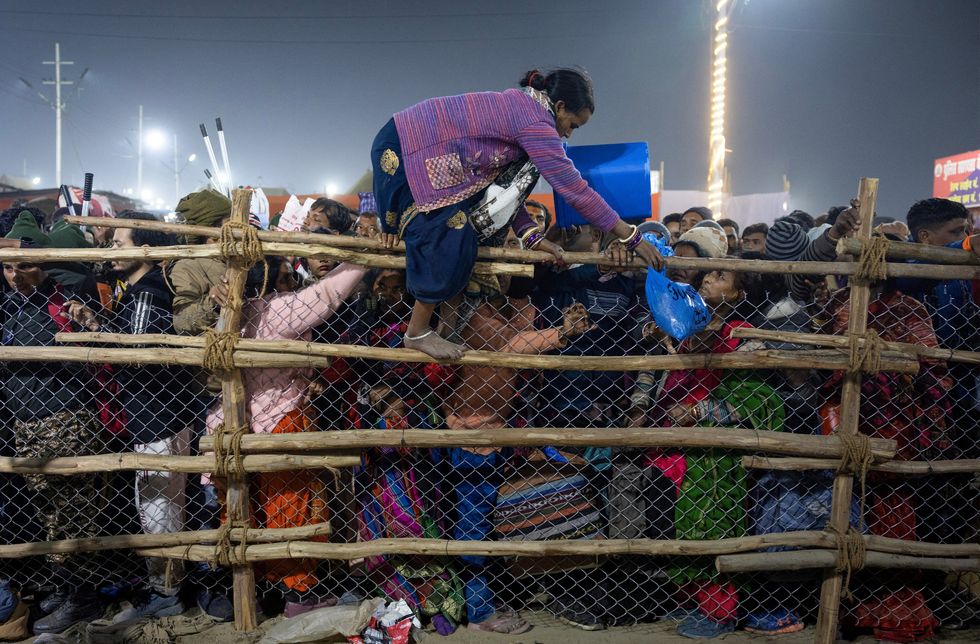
[
  {"left": 814, "top": 178, "right": 878, "bottom": 642},
  {"left": 217, "top": 189, "right": 258, "bottom": 631}
]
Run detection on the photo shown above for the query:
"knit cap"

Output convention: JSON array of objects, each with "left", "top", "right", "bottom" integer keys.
[
  {"left": 784, "top": 209, "right": 815, "bottom": 230},
  {"left": 676, "top": 226, "right": 727, "bottom": 259},
  {"left": 176, "top": 189, "right": 232, "bottom": 243},
  {"left": 48, "top": 218, "right": 92, "bottom": 249},
  {"left": 637, "top": 220, "right": 670, "bottom": 241},
  {"left": 765, "top": 220, "right": 808, "bottom": 261},
  {"left": 4, "top": 211, "right": 49, "bottom": 246},
  {"left": 175, "top": 189, "right": 232, "bottom": 228}
]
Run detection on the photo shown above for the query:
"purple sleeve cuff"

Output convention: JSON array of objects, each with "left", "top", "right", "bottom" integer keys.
[{"left": 511, "top": 205, "right": 536, "bottom": 237}]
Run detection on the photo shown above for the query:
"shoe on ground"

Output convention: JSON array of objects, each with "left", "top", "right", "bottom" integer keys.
[
  {"left": 663, "top": 606, "right": 698, "bottom": 622},
  {"left": 38, "top": 590, "right": 68, "bottom": 615},
  {"left": 33, "top": 592, "right": 101, "bottom": 634},
  {"left": 548, "top": 601, "right": 605, "bottom": 631},
  {"left": 0, "top": 580, "right": 16, "bottom": 623},
  {"left": 676, "top": 613, "right": 735, "bottom": 639},
  {"left": 744, "top": 609, "right": 804, "bottom": 635},
  {"left": 196, "top": 590, "right": 233, "bottom": 622},
  {"left": 112, "top": 591, "right": 183, "bottom": 623}
]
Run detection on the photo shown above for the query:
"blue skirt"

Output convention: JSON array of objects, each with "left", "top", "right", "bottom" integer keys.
[{"left": 371, "top": 118, "right": 480, "bottom": 304}]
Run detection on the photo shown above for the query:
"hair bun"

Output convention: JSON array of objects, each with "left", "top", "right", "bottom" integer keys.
[{"left": 519, "top": 69, "right": 546, "bottom": 90}]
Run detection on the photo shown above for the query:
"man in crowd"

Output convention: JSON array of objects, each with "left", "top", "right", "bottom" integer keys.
[
  {"left": 2, "top": 213, "right": 109, "bottom": 634},
  {"left": 66, "top": 212, "right": 195, "bottom": 620},
  {"left": 662, "top": 212, "right": 682, "bottom": 244},
  {"left": 679, "top": 207, "right": 711, "bottom": 234},
  {"left": 304, "top": 197, "right": 355, "bottom": 234},
  {"left": 717, "top": 218, "right": 740, "bottom": 255},
  {"left": 740, "top": 222, "right": 768, "bottom": 254}
]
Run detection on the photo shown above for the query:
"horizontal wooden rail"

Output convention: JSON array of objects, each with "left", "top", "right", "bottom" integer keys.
[
  {"left": 0, "top": 453, "right": 359, "bottom": 475},
  {"left": 135, "top": 531, "right": 980, "bottom": 563},
  {"left": 137, "top": 532, "right": 831, "bottom": 561},
  {"left": 838, "top": 236, "right": 980, "bottom": 266},
  {"left": 65, "top": 215, "right": 980, "bottom": 280},
  {"left": 730, "top": 327, "right": 980, "bottom": 366},
  {"left": 199, "top": 427, "right": 897, "bottom": 461},
  {"left": 717, "top": 550, "right": 980, "bottom": 574},
  {"left": 0, "top": 240, "right": 528, "bottom": 277},
  {"left": 5, "top": 527, "right": 975, "bottom": 560},
  {"left": 57, "top": 332, "right": 919, "bottom": 374},
  {"left": 0, "top": 346, "right": 333, "bottom": 368},
  {"left": 742, "top": 455, "right": 980, "bottom": 475},
  {"left": 0, "top": 523, "right": 332, "bottom": 559}
]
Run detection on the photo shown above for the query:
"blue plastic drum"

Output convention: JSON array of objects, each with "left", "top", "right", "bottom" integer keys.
[{"left": 553, "top": 141, "right": 651, "bottom": 227}]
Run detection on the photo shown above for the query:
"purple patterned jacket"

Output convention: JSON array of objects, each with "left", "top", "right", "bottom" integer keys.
[{"left": 393, "top": 88, "right": 620, "bottom": 233}]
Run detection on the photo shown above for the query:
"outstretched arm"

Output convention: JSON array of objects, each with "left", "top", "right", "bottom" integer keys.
[{"left": 261, "top": 263, "right": 369, "bottom": 339}]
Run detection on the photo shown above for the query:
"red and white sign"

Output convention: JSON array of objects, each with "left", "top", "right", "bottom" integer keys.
[{"left": 934, "top": 149, "right": 980, "bottom": 209}]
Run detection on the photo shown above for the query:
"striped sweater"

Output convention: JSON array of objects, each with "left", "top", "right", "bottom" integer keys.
[{"left": 393, "top": 88, "right": 620, "bottom": 231}]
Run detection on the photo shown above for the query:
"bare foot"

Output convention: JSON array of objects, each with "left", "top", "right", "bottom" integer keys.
[{"left": 404, "top": 330, "right": 466, "bottom": 361}]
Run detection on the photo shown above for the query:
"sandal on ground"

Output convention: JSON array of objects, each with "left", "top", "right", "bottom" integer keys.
[
  {"left": 466, "top": 612, "right": 531, "bottom": 634},
  {"left": 744, "top": 609, "right": 805, "bottom": 635}
]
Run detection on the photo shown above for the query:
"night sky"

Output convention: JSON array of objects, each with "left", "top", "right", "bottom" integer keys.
[{"left": 1, "top": 0, "right": 978, "bottom": 218}]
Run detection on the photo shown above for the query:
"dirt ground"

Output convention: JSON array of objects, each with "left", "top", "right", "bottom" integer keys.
[{"left": 15, "top": 610, "right": 980, "bottom": 644}]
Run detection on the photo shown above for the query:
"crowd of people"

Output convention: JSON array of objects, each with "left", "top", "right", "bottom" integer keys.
[{"left": 0, "top": 188, "right": 976, "bottom": 641}]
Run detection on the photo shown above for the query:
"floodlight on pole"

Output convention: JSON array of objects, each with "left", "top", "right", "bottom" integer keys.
[
  {"left": 144, "top": 129, "right": 167, "bottom": 151},
  {"left": 707, "top": 0, "right": 733, "bottom": 218}
]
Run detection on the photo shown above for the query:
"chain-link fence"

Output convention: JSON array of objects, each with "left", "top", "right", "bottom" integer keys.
[{"left": 0, "top": 200, "right": 977, "bottom": 641}]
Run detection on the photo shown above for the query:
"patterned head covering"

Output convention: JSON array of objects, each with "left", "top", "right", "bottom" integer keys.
[{"left": 358, "top": 192, "right": 378, "bottom": 215}]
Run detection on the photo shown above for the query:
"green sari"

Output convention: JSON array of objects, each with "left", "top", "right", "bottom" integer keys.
[{"left": 669, "top": 375, "right": 785, "bottom": 585}]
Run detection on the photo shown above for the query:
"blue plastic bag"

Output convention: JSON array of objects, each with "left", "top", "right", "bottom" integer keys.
[{"left": 643, "top": 233, "right": 711, "bottom": 342}]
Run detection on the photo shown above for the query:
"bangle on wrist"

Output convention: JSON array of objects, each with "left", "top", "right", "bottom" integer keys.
[
  {"left": 690, "top": 402, "right": 704, "bottom": 423},
  {"left": 618, "top": 224, "right": 642, "bottom": 251},
  {"left": 520, "top": 226, "right": 545, "bottom": 250}
]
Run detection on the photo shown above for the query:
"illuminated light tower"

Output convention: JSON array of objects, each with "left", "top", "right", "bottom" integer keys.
[{"left": 707, "top": 0, "right": 733, "bottom": 218}]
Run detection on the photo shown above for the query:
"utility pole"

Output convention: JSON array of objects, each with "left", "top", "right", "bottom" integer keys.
[
  {"left": 42, "top": 43, "right": 73, "bottom": 186},
  {"left": 173, "top": 133, "right": 180, "bottom": 205},
  {"left": 137, "top": 104, "right": 144, "bottom": 198}
]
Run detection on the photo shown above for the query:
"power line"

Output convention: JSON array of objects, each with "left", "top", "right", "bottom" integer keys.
[
  {"left": 0, "top": 79, "right": 50, "bottom": 107},
  {"left": 0, "top": 7, "right": 600, "bottom": 21},
  {"left": 0, "top": 23, "right": 634, "bottom": 46}
]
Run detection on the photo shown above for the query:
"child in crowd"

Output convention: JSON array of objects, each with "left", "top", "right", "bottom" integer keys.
[{"left": 645, "top": 268, "right": 788, "bottom": 639}]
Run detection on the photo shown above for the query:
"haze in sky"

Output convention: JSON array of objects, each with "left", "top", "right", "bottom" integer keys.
[{"left": 1, "top": 0, "right": 977, "bottom": 217}]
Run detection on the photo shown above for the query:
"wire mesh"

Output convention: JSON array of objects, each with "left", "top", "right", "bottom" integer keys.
[{"left": 0, "top": 222, "right": 976, "bottom": 640}]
